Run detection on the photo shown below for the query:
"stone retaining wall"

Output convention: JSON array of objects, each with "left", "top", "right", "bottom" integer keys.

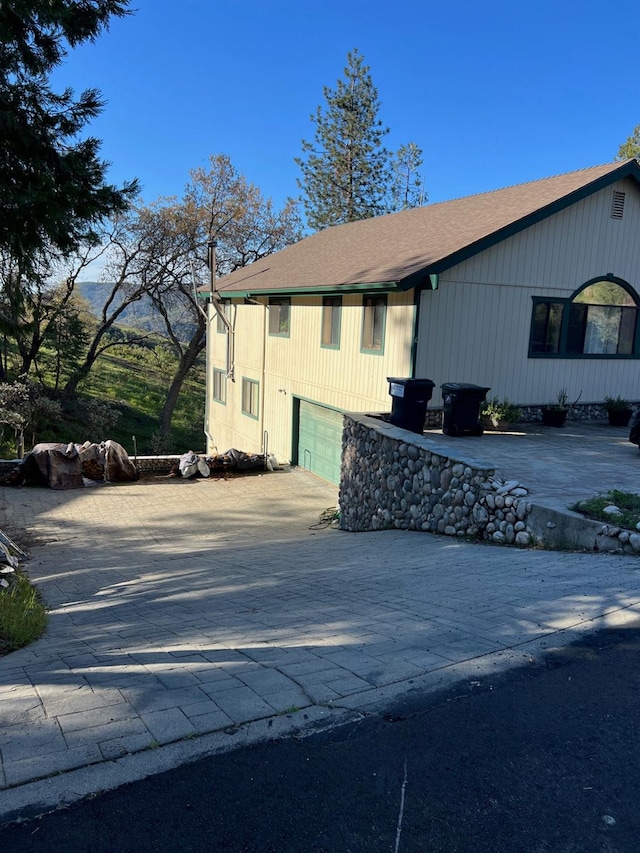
[
  {"left": 514, "top": 402, "right": 633, "bottom": 423},
  {"left": 0, "top": 455, "right": 183, "bottom": 478},
  {"left": 339, "top": 414, "right": 534, "bottom": 545},
  {"left": 424, "top": 401, "right": 636, "bottom": 428},
  {"left": 135, "top": 455, "right": 182, "bottom": 475},
  {"left": 0, "top": 460, "right": 18, "bottom": 476},
  {"left": 526, "top": 503, "right": 640, "bottom": 556}
]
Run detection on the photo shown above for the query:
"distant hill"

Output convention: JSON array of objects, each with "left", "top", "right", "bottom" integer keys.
[{"left": 77, "top": 281, "right": 197, "bottom": 340}]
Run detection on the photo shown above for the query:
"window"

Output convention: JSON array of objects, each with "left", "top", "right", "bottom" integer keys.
[
  {"left": 321, "top": 296, "right": 342, "bottom": 348},
  {"left": 569, "top": 283, "right": 636, "bottom": 354},
  {"left": 212, "top": 368, "right": 226, "bottom": 404},
  {"left": 531, "top": 300, "right": 564, "bottom": 354},
  {"left": 361, "top": 295, "right": 387, "bottom": 353},
  {"left": 216, "top": 299, "right": 230, "bottom": 334},
  {"left": 269, "top": 297, "right": 290, "bottom": 336},
  {"left": 529, "top": 279, "right": 639, "bottom": 358},
  {"left": 241, "top": 377, "right": 259, "bottom": 418}
]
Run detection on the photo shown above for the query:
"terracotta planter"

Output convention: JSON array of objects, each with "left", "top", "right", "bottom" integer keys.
[
  {"left": 542, "top": 407, "right": 567, "bottom": 427},
  {"left": 607, "top": 408, "right": 632, "bottom": 427}
]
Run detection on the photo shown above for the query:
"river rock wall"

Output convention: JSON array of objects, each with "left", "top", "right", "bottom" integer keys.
[{"left": 339, "top": 414, "right": 534, "bottom": 545}]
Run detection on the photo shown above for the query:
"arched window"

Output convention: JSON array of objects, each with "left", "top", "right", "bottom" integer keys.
[{"left": 529, "top": 278, "right": 639, "bottom": 357}]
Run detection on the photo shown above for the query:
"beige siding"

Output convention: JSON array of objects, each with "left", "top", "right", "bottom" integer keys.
[
  {"left": 416, "top": 282, "right": 640, "bottom": 406},
  {"left": 206, "top": 291, "right": 415, "bottom": 461},
  {"left": 415, "top": 178, "right": 640, "bottom": 406},
  {"left": 206, "top": 301, "right": 265, "bottom": 454},
  {"left": 454, "top": 177, "right": 640, "bottom": 290}
]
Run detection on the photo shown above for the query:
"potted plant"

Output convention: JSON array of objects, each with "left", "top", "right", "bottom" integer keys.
[
  {"left": 481, "top": 397, "right": 522, "bottom": 429},
  {"left": 605, "top": 396, "right": 633, "bottom": 427},
  {"left": 542, "top": 389, "right": 569, "bottom": 427}
]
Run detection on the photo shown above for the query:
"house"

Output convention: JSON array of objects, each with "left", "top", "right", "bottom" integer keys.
[{"left": 204, "top": 159, "right": 640, "bottom": 485}]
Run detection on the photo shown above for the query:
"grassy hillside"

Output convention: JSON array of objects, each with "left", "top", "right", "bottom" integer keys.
[
  {"left": 73, "top": 348, "right": 206, "bottom": 455},
  {"left": 1, "top": 339, "right": 206, "bottom": 458}
]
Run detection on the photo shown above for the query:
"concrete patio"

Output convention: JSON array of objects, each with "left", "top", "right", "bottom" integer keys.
[
  {"left": 420, "top": 419, "right": 640, "bottom": 550},
  {"left": 424, "top": 419, "right": 639, "bottom": 509}
]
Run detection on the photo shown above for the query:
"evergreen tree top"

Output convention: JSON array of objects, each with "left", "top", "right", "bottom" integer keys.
[
  {"left": 296, "top": 49, "right": 425, "bottom": 232},
  {"left": 0, "top": 1, "right": 137, "bottom": 272}
]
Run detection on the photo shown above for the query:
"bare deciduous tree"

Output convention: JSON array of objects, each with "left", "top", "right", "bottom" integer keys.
[{"left": 64, "top": 154, "right": 302, "bottom": 441}]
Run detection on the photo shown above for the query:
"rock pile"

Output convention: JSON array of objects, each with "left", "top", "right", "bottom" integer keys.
[{"left": 597, "top": 525, "right": 640, "bottom": 553}]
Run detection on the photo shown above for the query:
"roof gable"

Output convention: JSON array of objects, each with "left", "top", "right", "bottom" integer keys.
[{"left": 216, "top": 159, "right": 640, "bottom": 296}]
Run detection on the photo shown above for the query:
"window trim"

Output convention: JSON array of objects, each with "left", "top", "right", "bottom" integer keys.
[
  {"left": 212, "top": 368, "right": 226, "bottom": 404},
  {"left": 528, "top": 277, "right": 640, "bottom": 359},
  {"left": 321, "top": 295, "right": 342, "bottom": 349},
  {"left": 241, "top": 376, "right": 260, "bottom": 419},
  {"left": 268, "top": 297, "right": 291, "bottom": 338},
  {"left": 360, "top": 294, "right": 387, "bottom": 355}
]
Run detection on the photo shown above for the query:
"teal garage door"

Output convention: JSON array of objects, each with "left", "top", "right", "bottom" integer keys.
[{"left": 297, "top": 400, "right": 343, "bottom": 485}]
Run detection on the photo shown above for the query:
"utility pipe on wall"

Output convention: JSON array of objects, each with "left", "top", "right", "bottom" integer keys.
[{"left": 243, "top": 295, "right": 269, "bottom": 455}]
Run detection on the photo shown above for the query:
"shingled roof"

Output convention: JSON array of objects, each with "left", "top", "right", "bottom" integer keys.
[{"left": 216, "top": 159, "right": 640, "bottom": 296}]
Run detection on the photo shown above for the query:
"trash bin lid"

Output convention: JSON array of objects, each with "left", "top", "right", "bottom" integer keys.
[
  {"left": 441, "top": 382, "right": 491, "bottom": 393},
  {"left": 387, "top": 377, "right": 435, "bottom": 386}
]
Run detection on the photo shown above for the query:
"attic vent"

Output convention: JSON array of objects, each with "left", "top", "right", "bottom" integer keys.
[{"left": 611, "top": 190, "right": 625, "bottom": 219}]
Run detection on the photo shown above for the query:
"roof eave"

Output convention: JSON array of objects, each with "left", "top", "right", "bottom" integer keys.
[{"left": 219, "top": 281, "right": 399, "bottom": 299}]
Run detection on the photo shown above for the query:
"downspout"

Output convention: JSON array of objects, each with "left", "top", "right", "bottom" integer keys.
[
  {"left": 261, "top": 299, "right": 267, "bottom": 453},
  {"left": 409, "top": 286, "right": 421, "bottom": 378},
  {"left": 209, "top": 293, "right": 235, "bottom": 380},
  {"left": 410, "top": 275, "right": 437, "bottom": 377},
  {"left": 245, "top": 295, "right": 268, "bottom": 454},
  {"left": 192, "top": 261, "right": 214, "bottom": 453},
  {"left": 193, "top": 239, "right": 233, "bottom": 453},
  {"left": 205, "top": 241, "right": 235, "bottom": 380}
]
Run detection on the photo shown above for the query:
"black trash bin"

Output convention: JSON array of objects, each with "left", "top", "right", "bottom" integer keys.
[
  {"left": 387, "top": 377, "right": 435, "bottom": 434},
  {"left": 441, "top": 382, "right": 490, "bottom": 436}
]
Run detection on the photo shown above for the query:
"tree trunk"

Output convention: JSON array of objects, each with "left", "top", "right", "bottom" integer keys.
[
  {"left": 19, "top": 327, "right": 44, "bottom": 376},
  {"left": 62, "top": 346, "right": 100, "bottom": 401},
  {"left": 158, "top": 325, "right": 205, "bottom": 443}
]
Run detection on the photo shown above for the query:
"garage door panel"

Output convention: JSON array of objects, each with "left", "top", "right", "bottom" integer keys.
[{"left": 297, "top": 400, "right": 343, "bottom": 485}]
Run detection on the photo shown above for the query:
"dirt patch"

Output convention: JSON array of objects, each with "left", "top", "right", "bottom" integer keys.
[{"left": 1, "top": 525, "right": 32, "bottom": 554}]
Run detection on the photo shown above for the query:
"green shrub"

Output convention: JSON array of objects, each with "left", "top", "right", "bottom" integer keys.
[
  {"left": 481, "top": 397, "right": 522, "bottom": 426},
  {"left": 605, "top": 396, "right": 631, "bottom": 411},
  {"left": 0, "top": 571, "right": 47, "bottom": 654}
]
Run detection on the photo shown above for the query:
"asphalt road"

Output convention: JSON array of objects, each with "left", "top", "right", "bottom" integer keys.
[{"left": 2, "top": 624, "right": 640, "bottom": 853}]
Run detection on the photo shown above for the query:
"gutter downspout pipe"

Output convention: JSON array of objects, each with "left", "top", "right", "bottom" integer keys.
[
  {"left": 243, "top": 295, "right": 268, "bottom": 455},
  {"left": 204, "top": 241, "right": 235, "bottom": 379},
  {"left": 194, "top": 239, "right": 232, "bottom": 454}
]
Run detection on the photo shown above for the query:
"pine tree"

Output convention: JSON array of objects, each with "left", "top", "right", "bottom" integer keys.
[
  {"left": 389, "top": 142, "right": 426, "bottom": 211},
  {"left": 0, "top": 2, "right": 138, "bottom": 272},
  {"left": 617, "top": 125, "right": 640, "bottom": 160},
  {"left": 296, "top": 49, "right": 393, "bottom": 230}
]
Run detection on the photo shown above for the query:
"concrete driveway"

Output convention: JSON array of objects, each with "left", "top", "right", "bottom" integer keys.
[{"left": 2, "top": 462, "right": 640, "bottom": 821}]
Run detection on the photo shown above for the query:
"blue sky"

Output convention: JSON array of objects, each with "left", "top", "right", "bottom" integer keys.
[{"left": 53, "top": 0, "right": 639, "bottom": 214}]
